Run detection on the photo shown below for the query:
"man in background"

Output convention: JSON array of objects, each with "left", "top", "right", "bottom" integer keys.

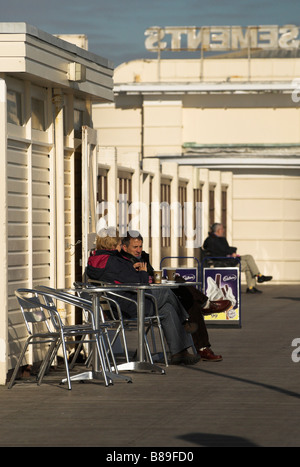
[
  {"left": 121, "top": 231, "right": 231, "bottom": 361},
  {"left": 203, "top": 223, "right": 273, "bottom": 294}
]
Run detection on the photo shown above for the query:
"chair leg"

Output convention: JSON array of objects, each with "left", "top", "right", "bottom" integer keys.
[
  {"left": 144, "top": 333, "right": 154, "bottom": 363},
  {"left": 105, "top": 324, "right": 130, "bottom": 364},
  {"left": 69, "top": 334, "right": 87, "bottom": 370},
  {"left": 119, "top": 324, "right": 130, "bottom": 363},
  {"left": 60, "top": 336, "right": 72, "bottom": 390},
  {"left": 37, "top": 339, "right": 60, "bottom": 386},
  {"left": 144, "top": 320, "right": 168, "bottom": 367},
  {"left": 85, "top": 347, "right": 93, "bottom": 367},
  {"left": 7, "top": 338, "right": 31, "bottom": 389},
  {"left": 94, "top": 333, "right": 113, "bottom": 387},
  {"left": 156, "top": 321, "right": 169, "bottom": 367},
  {"left": 149, "top": 322, "right": 158, "bottom": 355},
  {"left": 101, "top": 329, "right": 119, "bottom": 374}
]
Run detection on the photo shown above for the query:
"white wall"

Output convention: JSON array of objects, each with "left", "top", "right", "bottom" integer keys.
[{"left": 233, "top": 174, "right": 300, "bottom": 283}]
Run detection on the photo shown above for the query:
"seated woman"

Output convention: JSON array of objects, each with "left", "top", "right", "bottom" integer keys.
[{"left": 86, "top": 227, "right": 200, "bottom": 366}]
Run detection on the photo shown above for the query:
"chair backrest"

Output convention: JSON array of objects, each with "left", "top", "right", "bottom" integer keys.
[
  {"left": 15, "top": 289, "right": 58, "bottom": 334},
  {"left": 37, "top": 285, "right": 94, "bottom": 324},
  {"left": 16, "top": 287, "right": 98, "bottom": 332}
]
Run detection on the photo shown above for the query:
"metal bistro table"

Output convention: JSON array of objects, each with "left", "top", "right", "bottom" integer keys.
[
  {"left": 106, "top": 281, "right": 202, "bottom": 375},
  {"left": 111, "top": 282, "right": 168, "bottom": 375},
  {"left": 88, "top": 283, "right": 168, "bottom": 376},
  {"left": 62, "top": 281, "right": 201, "bottom": 385}
]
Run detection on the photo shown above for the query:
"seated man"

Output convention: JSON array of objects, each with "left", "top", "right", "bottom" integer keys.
[
  {"left": 86, "top": 228, "right": 200, "bottom": 366},
  {"left": 203, "top": 223, "right": 273, "bottom": 294},
  {"left": 121, "top": 231, "right": 231, "bottom": 361}
]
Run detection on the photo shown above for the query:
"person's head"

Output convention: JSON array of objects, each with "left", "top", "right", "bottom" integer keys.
[
  {"left": 121, "top": 231, "right": 143, "bottom": 258},
  {"left": 211, "top": 223, "right": 225, "bottom": 237},
  {"left": 96, "top": 227, "right": 121, "bottom": 251}
]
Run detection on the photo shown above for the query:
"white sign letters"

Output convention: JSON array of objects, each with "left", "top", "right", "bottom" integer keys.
[{"left": 145, "top": 25, "right": 300, "bottom": 52}]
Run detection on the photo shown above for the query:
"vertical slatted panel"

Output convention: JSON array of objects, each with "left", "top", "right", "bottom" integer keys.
[
  {"left": 7, "top": 142, "right": 29, "bottom": 369},
  {"left": 32, "top": 146, "right": 51, "bottom": 286}
]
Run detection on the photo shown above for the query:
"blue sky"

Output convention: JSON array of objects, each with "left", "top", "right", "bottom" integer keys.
[{"left": 2, "top": 0, "right": 300, "bottom": 67}]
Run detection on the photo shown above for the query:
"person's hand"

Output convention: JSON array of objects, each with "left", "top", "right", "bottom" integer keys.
[
  {"left": 139, "top": 262, "right": 148, "bottom": 272},
  {"left": 133, "top": 262, "right": 147, "bottom": 272}
]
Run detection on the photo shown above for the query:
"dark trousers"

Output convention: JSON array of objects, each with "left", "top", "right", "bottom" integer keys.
[
  {"left": 150, "top": 288, "right": 193, "bottom": 355},
  {"left": 172, "top": 285, "right": 211, "bottom": 350}
]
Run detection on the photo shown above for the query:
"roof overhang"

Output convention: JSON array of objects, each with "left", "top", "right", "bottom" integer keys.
[
  {"left": 114, "top": 81, "right": 298, "bottom": 96},
  {"left": 0, "top": 22, "right": 114, "bottom": 102},
  {"left": 156, "top": 153, "right": 300, "bottom": 170}
]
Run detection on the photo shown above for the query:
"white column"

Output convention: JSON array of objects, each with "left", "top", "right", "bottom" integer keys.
[
  {"left": 119, "top": 152, "right": 141, "bottom": 233},
  {"left": 53, "top": 89, "right": 66, "bottom": 324},
  {"left": 143, "top": 158, "right": 161, "bottom": 270},
  {"left": 210, "top": 170, "right": 222, "bottom": 223},
  {"left": 98, "top": 146, "right": 118, "bottom": 228},
  {"left": 222, "top": 171, "right": 233, "bottom": 244},
  {"left": 199, "top": 168, "right": 210, "bottom": 243},
  {"left": 0, "top": 79, "right": 8, "bottom": 385},
  {"left": 179, "top": 165, "right": 195, "bottom": 266},
  {"left": 162, "top": 162, "right": 179, "bottom": 267}
]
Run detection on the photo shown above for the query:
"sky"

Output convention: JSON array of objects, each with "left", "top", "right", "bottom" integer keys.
[{"left": 1, "top": 0, "right": 300, "bottom": 67}]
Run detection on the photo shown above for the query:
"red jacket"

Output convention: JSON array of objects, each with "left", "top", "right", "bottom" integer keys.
[
  {"left": 85, "top": 249, "right": 150, "bottom": 318},
  {"left": 86, "top": 249, "right": 149, "bottom": 284}
]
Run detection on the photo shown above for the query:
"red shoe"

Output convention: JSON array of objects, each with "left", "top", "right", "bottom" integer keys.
[{"left": 198, "top": 347, "right": 223, "bottom": 362}]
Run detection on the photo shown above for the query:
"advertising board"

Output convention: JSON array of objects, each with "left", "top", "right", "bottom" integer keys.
[{"left": 203, "top": 267, "right": 241, "bottom": 326}]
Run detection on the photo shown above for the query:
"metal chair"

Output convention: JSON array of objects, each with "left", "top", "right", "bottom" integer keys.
[
  {"left": 36, "top": 285, "right": 119, "bottom": 374},
  {"left": 74, "top": 282, "right": 137, "bottom": 365},
  {"left": 77, "top": 281, "right": 168, "bottom": 367},
  {"left": 8, "top": 288, "right": 114, "bottom": 390}
]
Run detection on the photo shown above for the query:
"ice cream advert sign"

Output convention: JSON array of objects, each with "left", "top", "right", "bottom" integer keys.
[{"left": 203, "top": 267, "right": 240, "bottom": 325}]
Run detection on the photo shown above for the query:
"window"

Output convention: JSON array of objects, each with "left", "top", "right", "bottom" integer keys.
[
  {"left": 74, "top": 98, "right": 86, "bottom": 139},
  {"left": 193, "top": 188, "right": 202, "bottom": 229},
  {"left": 32, "top": 98, "right": 45, "bottom": 131},
  {"left": 118, "top": 171, "right": 132, "bottom": 235},
  {"left": 221, "top": 188, "right": 227, "bottom": 236},
  {"left": 97, "top": 169, "right": 108, "bottom": 223},
  {"left": 160, "top": 181, "right": 171, "bottom": 248},
  {"left": 178, "top": 184, "right": 187, "bottom": 247},
  {"left": 74, "top": 109, "right": 84, "bottom": 138},
  {"left": 193, "top": 187, "right": 203, "bottom": 246},
  {"left": 7, "top": 90, "right": 23, "bottom": 126}
]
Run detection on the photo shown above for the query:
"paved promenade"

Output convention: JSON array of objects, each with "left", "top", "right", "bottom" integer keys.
[{"left": 0, "top": 284, "right": 299, "bottom": 448}]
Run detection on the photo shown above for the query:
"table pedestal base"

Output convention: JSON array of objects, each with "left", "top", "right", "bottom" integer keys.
[
  {"left": 61, "top": 370, "right": 132, "bottom": 386},
  {"left": 114, "top": 361, "right": 166, "bottom": 374}
]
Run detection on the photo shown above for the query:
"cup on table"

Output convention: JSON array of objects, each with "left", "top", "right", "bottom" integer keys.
[
  {"left": 153, "top": 270, "right": 162, "bottom": 284},
  {"left": 165, "top": 269, "right": 177, "bottom": 282}
]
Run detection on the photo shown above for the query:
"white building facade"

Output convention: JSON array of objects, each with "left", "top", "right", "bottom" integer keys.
[{"left": 93, "top": 28, "right": 300, "bottom": 286}]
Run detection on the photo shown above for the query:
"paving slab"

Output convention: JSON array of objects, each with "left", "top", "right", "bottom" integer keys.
[{"left": 0, "top": 284, "right": 299, "bottom": 448}]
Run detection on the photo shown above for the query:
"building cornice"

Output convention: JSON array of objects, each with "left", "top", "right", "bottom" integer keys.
[
  {"left": 114, "top": 81, "right": 298, "bottom": 95},
  {"left": 156, "top": 153, "right": 300, "bottom": 170}
]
